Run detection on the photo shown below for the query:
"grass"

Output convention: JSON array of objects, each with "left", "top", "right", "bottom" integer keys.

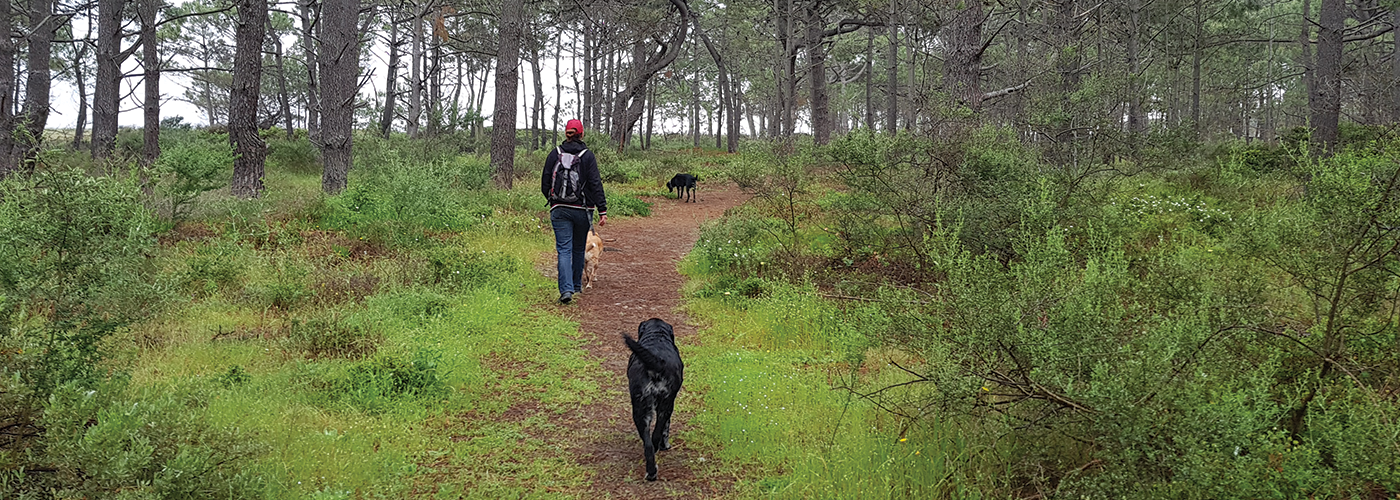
[
  {"left": 679, "top": 259, "right": 996, "bottom": 499},
  {"left": 112, "top": 154, "right": 620, "bottom": 498}
]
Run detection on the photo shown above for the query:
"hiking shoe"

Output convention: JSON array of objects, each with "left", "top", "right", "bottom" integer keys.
[{"left": 559, "top": 292, "right": 573, "bottom": 304}]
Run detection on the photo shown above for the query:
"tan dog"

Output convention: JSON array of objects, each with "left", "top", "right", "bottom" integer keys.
[{"left": 582, "top": 228, "right": 602, "bottom": 288}]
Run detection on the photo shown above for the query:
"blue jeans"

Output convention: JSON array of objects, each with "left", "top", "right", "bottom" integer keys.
[{"left": 550, "top": 207, "right": 591, "bottom": 295}]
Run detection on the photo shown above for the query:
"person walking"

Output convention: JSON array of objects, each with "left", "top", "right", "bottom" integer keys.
[{"left": 542, "top": 119, "right": 606, "bottom": 304}]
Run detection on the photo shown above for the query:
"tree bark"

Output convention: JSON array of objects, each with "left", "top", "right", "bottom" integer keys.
[
  {"left": 271, "top": 16, "right": 294, "bottom": 139},
  {"left": 1191, "top": 0, "right": 1202, "bottom": 135},
  {"left": 1391, "top": 5, "right": 1398, "bottom": 123},
  {"left": 530, "top": 39, "right": 544, "bottom": 150},
  {"left": 864, "top": 26, "right": 873, "bottom": 130},
  {"left": 319, "top": 0, "right": 358, "bottom": 194},
  {"left": 231, "top": 0, "right": 269, "bottom": 199},
  {"left": 491, "top": 0, "right": 525, "bottom": 189},
  {"left": 429, "top": 29, "right": 443, "bottom": 135},
  {"left": 0, "top": 0, "right": 14, "bottom": 178},
  {"left": 1126, "top": 0, "right": 1144, "bottom": 134},
  {"left": 382, "top": 15, "right": 400, "bottom": 137},
  {"left": 806, "top": 3, "right": 831, "bottom": 144},
  {"left": 140, "top": 0, "right": 160, "bottom": 191},
  {"left": 885, "top": 0, "right": 897, "bottom": 133},
  {"left": 301, "top": 0, "right": 321, "bottom": 141},
  {"left": 1310, "top": 0, "right": 1344, "bottom": 151},
  {"left": 72, "top": 47, "right": 87, "bottom": 150},
  {"left": 408, "top": 5, "right": 423, "bottom": 137},
  {"left": 15, "top": 0, "right": 55, "bottom": 169},
  {"left": 92, "top": 0, "right": 123, "bottom": 159},
  {"left": 944, "top": 0, "right": 983, "bottom": 129}
]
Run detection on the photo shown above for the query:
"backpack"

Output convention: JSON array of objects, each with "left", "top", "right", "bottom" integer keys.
[{"left": 549, "top": 147, "right": 588, "bottom": 205}]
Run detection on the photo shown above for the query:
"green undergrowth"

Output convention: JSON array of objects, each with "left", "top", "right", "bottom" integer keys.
[
  {"left": 679, "top": 266, "right": 995, "bottom": 499},
  {"left": 3, "top": 135, "right": 721, "bottom": 498}
]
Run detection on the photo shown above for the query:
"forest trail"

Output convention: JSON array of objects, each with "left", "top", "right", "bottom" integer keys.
[{"left": 552, "top": 183, "right": 749, "bottom": 499}]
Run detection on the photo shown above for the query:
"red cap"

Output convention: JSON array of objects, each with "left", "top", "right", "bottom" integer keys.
[{"left": 566, "top": 119, "right": 584, "bottom": 137}]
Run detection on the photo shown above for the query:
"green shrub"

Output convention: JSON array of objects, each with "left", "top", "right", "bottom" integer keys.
[
  {"left": 422, "top": 246, "right": 521, "bottom": 291},
  {"left": 694, "top": 210, "right": 778, "bottom": 275},
  {"left": 182, "top": 238, "right": 247, "bottom": 296},
  {"left": 19, "top": 380, "right": 266, "bottom": 499},
  {"left": 266, "top": 136, "right": 320, "bottom": 175},
  {"left": 363, "top": 289, "right": 452, "bottom": 322},
  {"left": 608, "top": 193, "right": 652, "bottom": 217},
  {"left": 336, "top": 349, "right": 448, "bottom": 412},
  {"left": 321, "top": 152, "right": 489, "bottom": 247},
  {"left": 0, "top": 168, "right": 161, "bottom": 398},
  {"left": 250, "top": 256, "right": 310, "bottom": 310},
  {"left": 286, "top": 312, "right": 382, "bottom": 359},
  {"left": 599, "top": 158, "right": 646, "bottom": 184},
  {"left": 155, "top": 135, "right": 233, "bottom": 221}
]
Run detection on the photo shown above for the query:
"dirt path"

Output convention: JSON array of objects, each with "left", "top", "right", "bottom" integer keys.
[{"left": 553, "top": 184, "right": 749, "bottom": 499}]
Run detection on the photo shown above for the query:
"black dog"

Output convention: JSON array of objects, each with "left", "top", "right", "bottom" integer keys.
[
  {"left": 666, "top": 174, "right": 698, "bottom": 203},
  {"left": 621, "top": 318, "right": 684, "bottom": 481}
]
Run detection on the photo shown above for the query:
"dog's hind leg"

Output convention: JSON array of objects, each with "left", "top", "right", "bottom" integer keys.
[
  {"left": 633, "top": 405, "right": 659, "bottom": 481},
  {"left": 653, "top": 397, "right": 676, "bottom": 451}
]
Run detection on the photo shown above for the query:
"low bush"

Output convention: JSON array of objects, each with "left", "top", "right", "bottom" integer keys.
[
  {"left": 4, "top": 380, "right": 267, "bottom": 499},
  {"left": 155, "top": 134, "right": 233, "bottom": 222},
  {"left": 423, "top": 245, "right": 521, "bottom": 291},
  {"left": 335, "top": 349, "right": 448, "bottom": 412},
  {"left": 286, "top": 311, "right": 383, "bottom": 359}
]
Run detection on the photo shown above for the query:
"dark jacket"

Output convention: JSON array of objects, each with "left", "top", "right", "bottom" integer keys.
[{"left": 541, "top": 139, "right": 607, "bottom": 216}]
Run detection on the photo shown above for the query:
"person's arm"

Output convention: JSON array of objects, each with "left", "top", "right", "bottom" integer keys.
[
  {"left": 584, "top": 151, "right": 607, "bottom": 221},
  {"left": 541, "top": 149, "right": 558, "bottom": 201}
]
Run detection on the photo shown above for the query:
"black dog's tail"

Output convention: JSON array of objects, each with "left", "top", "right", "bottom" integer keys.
[{"left": 621, "top": 334, "right": 668, "bottom": 372}]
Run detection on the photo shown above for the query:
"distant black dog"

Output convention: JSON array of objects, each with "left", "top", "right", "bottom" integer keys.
[
  {"left": 621, "top": 318, "right": 684, "bottom": 481},
  {"left": 666, "top": 174, "right": 698, "bottom": 203}
]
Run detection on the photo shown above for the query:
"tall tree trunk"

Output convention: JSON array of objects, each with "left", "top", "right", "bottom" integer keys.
[
  {"left": 1126, "top": 0, "right": 1144, "bottom": 134},
  {"left": 408, "top": 6, "right": 423, "bottom": 138},
  {"left": 531, "top": 40, "right": 544, "bottom": 150},
  {"left": 1392, "top": 5, "right": 1399, "bottom": 123},
  {"left": 582, "top": 26, "right": 591, "bottom": 128},
  {"left": 140, "top": 0, "right": 160, "bottom": 192},
  {"left": 553, "top": 44, "right": 561, "bottom": 144},
  {"left": 491, "top": 0, "right": 525, "bottom": 189},
  {"left": 0, "top": 0, "right": 14, "bottom": 178},
  {"left": 944, "top": 0, "right": 983, "bottom": 132},
  {"left": 319, "top": 0, "right": 358, "bottom": 194},
  {"left": 451, "top": 53, "right": 464, "bottom": 132},
  {"left": 231, "top": 0, "right": 269, "bottom": 199},
  {"left": 271, "top": 17, "right": 294, "bottom": 139},
  {"left": 429, "top": 34, "right": 443, "bottom": 135},
  {"left": 72, "top": 51, "right": 87, "bottom": 150},
  {"left": 645, "top": 85, "right": 654, "bottom": 149},
  {"left": 16, "top": 0, "right": 55, "bottom": 169},
  {"left": 864, "top": 27, "right": 873, "bottom": 130},
  {"left": 806, "top": 3, "right": 831, "bottom": 144},
  {"left": 1297, "top": 0, "right": 1314, "bottom": 130},
  {"left": 1310, "top": 0, "right": 1344, "bottom": 151},
  {"left": 692, "top": 44, "right": 700, "bottom": 148},
  {"left": 774, "top": 0, "right": 794, "bottom": 138},
  {"left": 885, "top": 0, "right": 897, "bottom": 133},
  {"left": 301, "top": 0, "right": 321, "bottom": 141},
  {"left": 1191, "top": 0, "right": 1202, "bottom": 136},
  {"left": 92, "top": 0, "right": 122, "bottom": 159},
  {"left": 476, "top": 61, "right": 489, "bottom": 139},
  {"left": 382, "top": 16, "right": 400, "bottom": 137}
]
